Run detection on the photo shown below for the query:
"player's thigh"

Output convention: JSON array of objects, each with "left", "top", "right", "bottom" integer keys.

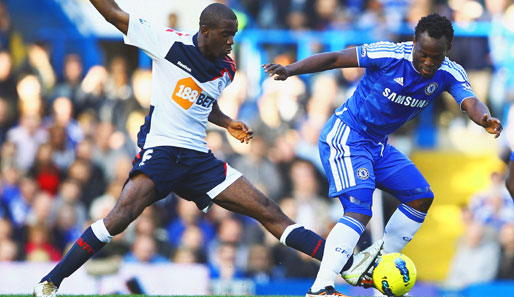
[
  {"left": 375, "top": 145, "right": 434, "bottom": 204},
  {"left": 131, "top": 146, "right": 188, "bottom": 200},
  {"left": 318, "top": 118, "right": 376, "bottom": 198},
  {"left": 174, "top": 152, "right": 242, "bottom": 212},
  {"left": 104, "top": 173, "right": 158, "bottom": 234},
  {"left": 214, "top": 177, "right": 290, "bottom": 223}
]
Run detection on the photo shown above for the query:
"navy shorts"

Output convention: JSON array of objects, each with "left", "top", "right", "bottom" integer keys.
[{"left": 130, "top": 146, "right": 242, "bottom": 212}]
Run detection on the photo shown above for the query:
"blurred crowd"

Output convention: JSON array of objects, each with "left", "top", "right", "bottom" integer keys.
[{"left": 0, "top": 0, "right": 513, "bottom": 289}]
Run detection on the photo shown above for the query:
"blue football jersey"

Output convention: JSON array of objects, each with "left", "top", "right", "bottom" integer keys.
[{"left": 336, "top": 41, "right": 476, "bottom": 141}]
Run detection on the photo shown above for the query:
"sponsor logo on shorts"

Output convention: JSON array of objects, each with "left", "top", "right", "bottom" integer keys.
[
  {"left": 356, "top": 167, "right": 369, "bottom": 180},
  {"left": 140, "top": 149, "right": 153, "bottom": 166}
]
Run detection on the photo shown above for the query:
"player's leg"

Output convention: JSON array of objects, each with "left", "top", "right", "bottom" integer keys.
[
  {"left": 310, "top": 116, "right": 383, "bottom": 294},
  {"left": 213, "top": 175, "right": 326, "bottom": 261},
  {"left": 174, "top": 149, "right": 328, "bottom": 262},
  {"left": 34, "top": 147, "right": 180, "bottom": 296},
  {"left": 34, "top": 174, "right": 158, "bottom": 297},
  {"left": 375, "top": 145, "right": 434, "bottom": 254}
]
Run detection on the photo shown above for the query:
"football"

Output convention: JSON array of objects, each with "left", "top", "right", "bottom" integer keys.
[{"left": 372, "top": 252, "right": 417, "bottom": 296}]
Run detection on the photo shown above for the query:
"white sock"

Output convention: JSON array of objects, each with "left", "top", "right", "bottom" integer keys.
[
  {"left": 91, "top": 219, "right": 114, "bottom": 243},
  {"left": 382, "top": 204, "right": 425, "bottom": 253},
  {"left": 311, "top": 218, "right": 363, "bottom": 291}
]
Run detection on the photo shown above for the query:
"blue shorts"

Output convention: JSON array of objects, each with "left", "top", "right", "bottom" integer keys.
[
  {"left": 130, "top": 146, "right": 242, "bottom": 211},
  {"left": 319, "top": 115, "right": 433, "bottom": 206}
]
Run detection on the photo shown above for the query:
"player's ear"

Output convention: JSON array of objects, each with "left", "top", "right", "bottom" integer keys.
[
  {"left": 447, "top": 40, "right": 453, "bottom": 51},
  {"left": 200, "top": 25, "right": 210, "bottom": 36}
]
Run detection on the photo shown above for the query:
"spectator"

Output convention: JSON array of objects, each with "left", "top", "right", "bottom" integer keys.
[
  {"left": 166, "top": 198, "right": 215, "bottom": 248},
  {"left": 51, "top": 54, "right": 85, "bottom": 114},
  {"left": 231, "top": 134, "right": 283, "bottom": 201},
  {"left": 24, "top": 225, "right": 61, "bottom": 262},
  {"left": 0, "top": 50, "right": 18, "bottom": 135},
  {"left": 175, "top": 225, "right": 208, "bottom": 263},
  {"left": 67, "top": 159, "right": 105, "bottom": 209},
  {"left": 497, "top": 222, "right": 514, "bottom": 279},
  {"left": 29, "top": 143, "right": 60, "bottom": 195},
  {"left": 444, "top": 221, "right": 501, "bottom": 290},
  {"left": 3, "top": 176, "right": 38, "bottom": 230},
  {"left": 0, "top": 1, "right": 25, "bottom": 63},
  {"left": 123, "top": 234, "right": 169, "bottom": 264},
  {"left": 288, "top": 158, "right": 332, "bottom": 235},
  {"left": 208, "top": 216, "right": 249, "bottom": 272},
  {"left": 51, "top": 196, "right": 84, "bottom": 253},
  {"left": 25, "top": 191, "right": 54, "bottom": 228},
  {"left": 0, "top": 238, "right": 18, "bottom": 261},
  {"left": 133, "top": 207, "right": 173, "bottom": 259},
  {"left": 208, "top": 242, "right": 245, "bottom": 279},
  {"left": 89, "top": 180, "right": 123, "bottom": 222},
  {"left": 171, "top": 246, "right": 200, "bottom": 264},
  {"left": 18, "top": 43, "right": 56, "bottom": 98},
  {"left": 468, "top": 171, "right": 514, "bottom": 231},
  {"left": 47, "top": 96, "right": 85, "bottom": 149},
  {"left": 245, "top": 243, "right": 283, "bottom": 282}
]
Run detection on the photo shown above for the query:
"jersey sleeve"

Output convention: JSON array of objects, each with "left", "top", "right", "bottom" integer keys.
[
  {"left": 444, "top": 61, "right": 477, "bottom": 107},
  {"left": 123, "top": 14, "right": 179, "bottom": 60},
  {"left": 357, "top": 41, "right": 404, "bottom": 69}
]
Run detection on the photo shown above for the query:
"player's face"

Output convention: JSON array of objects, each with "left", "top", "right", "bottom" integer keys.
[
  {"left": 412, "top": 31, "right": 450, "bottom": 78},
  {"left": 203, "top": 19, "right": 238, "bottom": 60}
]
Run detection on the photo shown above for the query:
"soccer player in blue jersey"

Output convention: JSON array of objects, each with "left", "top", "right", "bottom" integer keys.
[
  {"left": 33, "top": 1, "right": 335, "bottom": 296},
  {"left": 264, "top": 13, "right": 503, "bottom": 297}
]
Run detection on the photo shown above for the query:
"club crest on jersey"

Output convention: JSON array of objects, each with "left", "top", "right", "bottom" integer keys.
[
  {"left": 424, "top": 82, "right": 438, "bottom": 95},
  {"left": 356, "top": 167, "right": 369, "bottom": 180}
]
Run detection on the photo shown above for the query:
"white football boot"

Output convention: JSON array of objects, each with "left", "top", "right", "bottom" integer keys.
[
  {"left": 33, "top": 280, "right": 58, "bottom": 297},
  {"left": 341, "top": 239, "right": 384, "bottom": 287}
]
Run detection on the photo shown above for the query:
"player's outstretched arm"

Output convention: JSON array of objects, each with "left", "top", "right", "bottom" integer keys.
[
  {"left": 90, "top": 0, "right": 129, "bottom": 35},
  {"left": 461, "top": 97, "right": 503, "bottom": 138},
  {"left": 208, "top": 102, "right": 253, "bottom": 144},
  {"left": 262, "top": 47, "right": 359, "bottom": 80}
]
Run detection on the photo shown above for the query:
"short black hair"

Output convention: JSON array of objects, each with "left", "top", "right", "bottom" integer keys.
[
  {"left": 415, "top": 13, "right": 454, "bottom": 45},
  {"left": 199, "top": 3, "right": 237, "bottom": 29}
]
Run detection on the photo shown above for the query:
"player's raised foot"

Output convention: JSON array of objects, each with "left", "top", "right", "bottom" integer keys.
[
  {"left": 33, "top": 280, "right": 58, "bottom": 297},
  {"left": 306, "top": 286, "right": 350, "bottom": 297},
  {"left": 341, "top": 239, "right": 384, "bottom": 287}
]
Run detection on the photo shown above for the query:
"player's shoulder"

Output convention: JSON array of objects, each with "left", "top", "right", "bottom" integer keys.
[
  {"left": 439, "top": 57, "right": 468, "bottom": 82},
  {"left": 217, "top": 55, "right": 237, "bottom": 80},
  {"left": 363, "top": 41, "right": 413, "bottom": 60},
  {"left": 163, "top": 28, "right": 194, "bottom": 44}
]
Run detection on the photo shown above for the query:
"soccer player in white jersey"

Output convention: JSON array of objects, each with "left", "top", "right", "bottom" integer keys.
[
  {"left": 33, "top": 1, "right": 342, "bottom": 296},
  {"left": 264, "top": 14, "right": 503, "bottom": 297}
]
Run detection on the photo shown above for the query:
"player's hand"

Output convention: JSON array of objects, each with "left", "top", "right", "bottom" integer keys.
[
  {"left": 227, "top": 120, "right": 253, "bottom": 144},
  {"left": 262, "top": 63, "right": 289, "bottom": 80},
  {"left": 481, "top": 113, "right": 502, "bottom": 138}
]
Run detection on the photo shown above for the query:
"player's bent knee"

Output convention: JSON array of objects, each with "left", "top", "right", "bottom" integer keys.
[{"left": 406, "top": 197, "right": 433, "bottom": 213}]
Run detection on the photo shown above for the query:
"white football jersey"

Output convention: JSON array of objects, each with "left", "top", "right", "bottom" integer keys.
[{"left": 124, "top": 15, "right": 236, "bottom": 152}]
